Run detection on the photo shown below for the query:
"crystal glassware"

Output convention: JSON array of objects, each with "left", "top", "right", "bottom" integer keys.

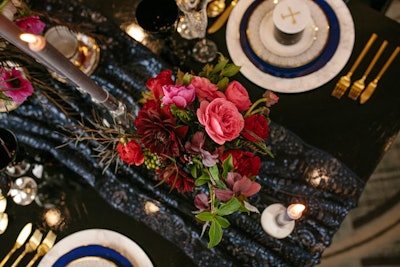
[
  {"left": 176, "top": 0, "right": 217, "bottom": 63},
  {"left": 0, "top": 128, "right": 37, "bottom": 206}
]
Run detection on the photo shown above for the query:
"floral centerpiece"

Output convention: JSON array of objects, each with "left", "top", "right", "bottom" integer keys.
[
  {"left": 110, "top": 54, "right": 278, "bottom": 247},
  {"left": 0, "top": 0, "right": 45, "bottom": 111}
]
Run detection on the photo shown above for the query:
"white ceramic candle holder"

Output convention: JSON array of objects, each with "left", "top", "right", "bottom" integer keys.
[{"left": 261, "top": 203, "right": 305, "bottom": 239}]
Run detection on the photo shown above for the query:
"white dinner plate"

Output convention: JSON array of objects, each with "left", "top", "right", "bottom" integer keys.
[
  {"left": 226, "top": 0, "right": 355, "bottom": 93},
  {"left": 38, "top": 229, "right": 153, "bottom": 267}
]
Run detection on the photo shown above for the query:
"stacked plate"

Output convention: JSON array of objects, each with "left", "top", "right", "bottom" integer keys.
[
  {"left": 226, "top": 0, "right": 355, "bottom": 93},
  {"left": 38, "top": 229, "right": 153, "bottom": 267}
]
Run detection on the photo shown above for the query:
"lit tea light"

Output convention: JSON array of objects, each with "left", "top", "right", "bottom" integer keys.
[{"left": 261, "top": 203, "right": 305, "bottom": 239}]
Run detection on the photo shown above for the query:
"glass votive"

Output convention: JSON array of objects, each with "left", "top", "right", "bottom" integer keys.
[
  {"left": 135, "top": 0, "right": 179, "bottom": 36},
  {"left": 272, "top": 0, "right": 311, "bottom": 45},
  {"left": 44, "top": 25, "right": 79, "bottom": 60}
]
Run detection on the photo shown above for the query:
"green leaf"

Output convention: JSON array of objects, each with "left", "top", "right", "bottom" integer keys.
[
  {"left": 216, "top": 197, "right": 241, "bottom": 216},
  {"left": 217, "top": 77, "right": 229, "bottom": 91},
  {"left": 195, "top": 175, "right": 210, "bottom": 186},
  {"left": 196, "top": 211, "right": 214, "bottom": 222},
  {"left": 222, "top": 64, "right": 241, "bottom": 77},
  {"left": 190, "top": 165, "right": 198, "bottom": 178},
  {"left": 215, "top": 215, "right": 230, "bottom": 228},
  {"left": 208, "top": 219, "right": 223, "bottom": 248},
  {"left": 212, "top": 58, "right": 227, "bottom": 74},
  {"left": 222, "top": 154, "right": 234, "bottom": 178},
  {"left": 209, "top": 165, "right": 220, "bottom": 182}
]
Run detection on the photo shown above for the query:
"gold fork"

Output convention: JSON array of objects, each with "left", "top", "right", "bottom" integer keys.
[
  {"left": 360, "top": 46, "right": 400, "bottom": 104},
  {"left": 331, "top": 33, "right": 377, "bottom": 99},
  {"left": 26, "top": 230, "right": 57, "bottom": 267},
  {"left": 348, "top": 40, "right": 388, "bottom": 100},
  {"left": 0, "top": 223, "right": 32, "bottom": 267},
  {"left": 10, "top": 229, "right": 43, "bottom": 267}
]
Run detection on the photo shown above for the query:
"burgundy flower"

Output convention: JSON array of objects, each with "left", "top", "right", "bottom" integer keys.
[
  {"left": 15, "top": 16, "right": 46, "bottom": 34},
  {"left": 0, "top": 67, "right": 34, "bottom": 104},
  {"left": 135, "top": 99, "right": 188, "bottom": 157},
  {"left": 146, "top": 69, "right": 174, "bottom": 101},
  {"left": 116, "top": 139, "right": 145, "bottom": 166},
  {"left": 158, "top": 165, "right": 194, "bottom": 193},
  {"left": 241, "top": 114, "right": 269, "bottom": 142},
  {"left": 215, "top": 172, "right": 261, "bottom": 201},
  {"left": 185, "top": 131, "right": 221, "bottom": 167},
  {"left": 220, "top": 150, "right": 261, "bottom": 177},
  {"left": 194, "top": 193, "right": 210, "bottom": 211}
]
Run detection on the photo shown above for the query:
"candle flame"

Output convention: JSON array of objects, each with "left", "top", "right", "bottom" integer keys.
[
  {"left": 287, "top": 203, "right": 305, "bottom": 220},
  {"left": 19, "top": 33, "right": 46, "bottom": 51},
  {"left": 19, "top": 33, "right": 38, "bottom": 43}
]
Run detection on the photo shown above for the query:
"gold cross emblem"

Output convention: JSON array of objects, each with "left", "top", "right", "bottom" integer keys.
[{"left": 280, "top": 7, "right": 301, "bottom": 24}]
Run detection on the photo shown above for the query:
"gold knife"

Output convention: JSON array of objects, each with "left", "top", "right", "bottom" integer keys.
[
  {"left": 0, "top": 223, "right": 32, "bottom": 267},
  {"left": 359, "top": 46, "right": 400, "bottom": 104},
  {"left": 207, "top": 0, "right": 239, "bottom": 34}
]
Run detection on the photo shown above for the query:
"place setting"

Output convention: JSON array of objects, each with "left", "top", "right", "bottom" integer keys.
[{"left": 226, "top": 0, "right": 355, "bottom": 93}]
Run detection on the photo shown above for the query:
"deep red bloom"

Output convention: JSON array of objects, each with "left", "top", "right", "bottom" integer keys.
[
  {"left": 241, "top": 114, "right": 269, "bottom": 142},
  {"left": 135, "top": 99, "right": 187, "bottom": 157},
  {"left": 158, "top": 165, "right": 194, "bottom": 193},
  {"left": 146, "top": 69, "right": 173, "bottom": 101},
  {"left": 15, "top": 16, "right": 46, "bottom": 34},
  {"left": 116, "top": 139, "right": 145, "bottom": 166},
  {"left": 220, "top": 150, "right": 261, "bottom": 177}
]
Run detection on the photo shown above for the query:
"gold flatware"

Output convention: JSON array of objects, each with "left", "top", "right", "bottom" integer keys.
[
  {"left": 26, "top": 230, "right": 57, "bottom": 267},
  {"left": 207, "top": 0, "right": 226, "bottom": 18},
  {"left": 0, "top": 222, "right": 32, "bottom": 267},
  {"left": 0, "top": 213, "right": 8, "bottom": 235},
  {"left": 331, "top": 33, "right": 378, "bottom": 99},
  {"left": 207, "top": 0, "right": 238, "bottom": 34},
  {"left": 348, "top": 40, "right": 388, "bottom": 100},
  {"left": 360, "top": 46, "right": 400, "bottom": 104},
  {"left": 10, "top": 229, "right": 43, "bottom": 267}
]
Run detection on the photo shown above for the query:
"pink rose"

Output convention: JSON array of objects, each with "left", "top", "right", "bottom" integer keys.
[
  {"left": 225, "top": 81, "right": 251, "bottom": 112},
  {"left": 15, "top": 16, "right": 46, "bottom": 34},
  {"left": 191, "top": 76, "right": 225, "bottom": 102},
  {"left": 197, "top": 98, "right": 244, "bottom": 145},
  {"left": 146, "top": 69, "right": 173, "bottom": 100},
  {"left": 162, "top": 83, "right": 195, "bottom": 108}
]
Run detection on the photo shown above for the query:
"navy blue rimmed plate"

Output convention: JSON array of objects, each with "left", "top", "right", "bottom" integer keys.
[
  {"left": 239, "top": 0, "right": 340, "bottom": 78},
  {"left": 53, "top": 245, "right": 133, "bottom": 267}
]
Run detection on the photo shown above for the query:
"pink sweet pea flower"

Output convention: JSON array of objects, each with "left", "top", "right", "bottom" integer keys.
[
  {"left": 0, "top": 67, "right": 34, "bottom": 104},
  {"left": 15, "top": 16, "right": 46, "bottom": 34}
]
